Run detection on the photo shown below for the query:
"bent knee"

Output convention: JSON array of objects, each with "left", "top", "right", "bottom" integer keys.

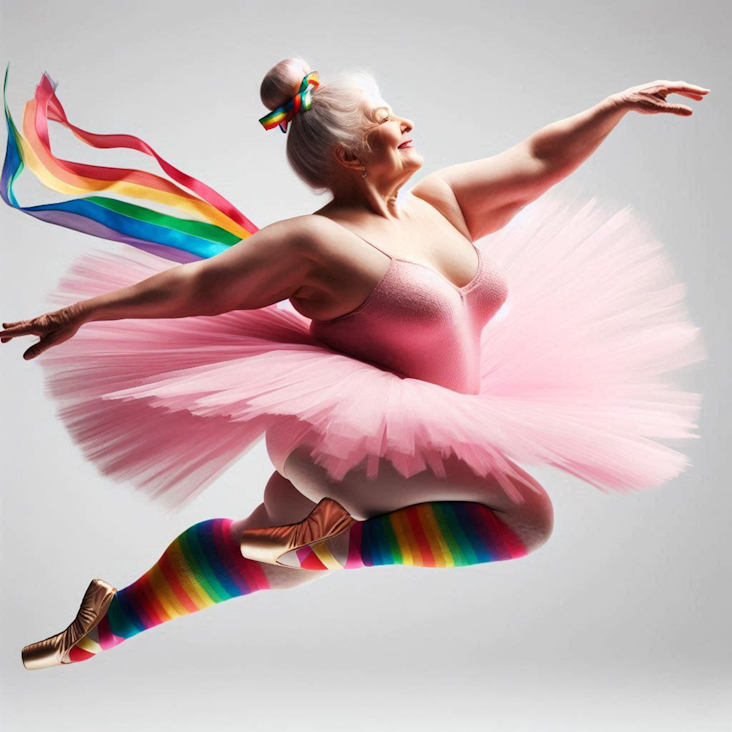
[
  {"left": 526, "top": 499, "right": 554, "bottom": 553},
  {"left": 503, "top": 493, "right": 554, "bottom": 555},
  {"left": 498, "top": 460, "right": 554, "bottom": 553},
  {"left": 262, "top": 470, "right": 318, "bottom": 525}
]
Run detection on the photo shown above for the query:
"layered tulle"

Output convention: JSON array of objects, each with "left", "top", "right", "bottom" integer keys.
[
  {"left": 37, "top": 191, "right": 706, "bottom": 511},
  {"left": 1, "top": 69, "right": 705, "bottom": 510}
]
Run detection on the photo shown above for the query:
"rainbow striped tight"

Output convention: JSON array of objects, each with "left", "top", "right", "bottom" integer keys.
[
  {"left": 63, "top": 518, "right": 269, "bottom": 663},
  {"left": 63, "top": 502, "right": 526, "bottom": 664},
  {"left": 283, "top": 501, "right": 528, "bottom": 571}
]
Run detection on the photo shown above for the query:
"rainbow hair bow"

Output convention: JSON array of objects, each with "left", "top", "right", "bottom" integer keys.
[{"left": 259, "top": 71, "right": 320, "bottom": 134}]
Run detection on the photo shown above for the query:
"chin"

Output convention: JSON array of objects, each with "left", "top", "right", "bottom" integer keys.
[{"left": 400, "top": 145, "right": 422, "bottom": 158}]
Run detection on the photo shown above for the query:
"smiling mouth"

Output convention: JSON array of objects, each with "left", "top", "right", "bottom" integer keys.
[{"left": 398, "top": 141, "right": 413, "bottom": 149}]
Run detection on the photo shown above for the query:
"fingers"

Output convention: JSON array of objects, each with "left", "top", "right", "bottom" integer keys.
[
  {"left": 674, "top": 91, "right": 707, "bottom": 101},
  {"left": 2, "top": 310, "right": 70, "bottom": 342},
  {"left": 665, "top": 80, "right": 710, "bottom": 99},
  {"left": 1, "top": 320, "right": 39, "bottom": 342},
  {"left": 22, "top": 331, "right": 63, "bottom": 361},
  {"left": 22, "top": 342, "right": 44, "bottom": 360},
  {"left": 662, "top": 80, "right": 710, "bottom": 105},
  {"left": 665, "top": 104, "right": 694, "bottom": 116},
  {"left": 632, "top": 79, "right": 710, "bottom": 117},
  {"left": 645, "top": 100, "right": 693, "bottom": 116},
  {"left": 3, "top": 309, "right": 81, "bottom": 356},
  {"left": 646, "top": 97, "right": 694, "bottom": 116}
]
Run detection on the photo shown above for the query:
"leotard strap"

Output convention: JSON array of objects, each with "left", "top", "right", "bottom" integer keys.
[{"left": 312, "top": 214, "right": 395, "bottom": 261}]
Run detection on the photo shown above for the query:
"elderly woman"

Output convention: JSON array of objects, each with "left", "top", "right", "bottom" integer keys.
[{"left": 2, "top": 58, "right": 707, "bottom": 670}]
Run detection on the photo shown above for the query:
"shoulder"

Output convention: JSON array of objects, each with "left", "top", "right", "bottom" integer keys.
[
  {"left": 409, "top": 174, "right": 472, "bottom": 242},
  {"left": 266, "top": 214, "right": 340, "bottom": 242},
  {"left": 271, "top": 213, "right": 351, "bottom": 264},
  {"left": 256, "top": 215, "right": 319, "bottom": 242},
  {"left": 253, "top": 215, "right": 336, "bottom": 258}
]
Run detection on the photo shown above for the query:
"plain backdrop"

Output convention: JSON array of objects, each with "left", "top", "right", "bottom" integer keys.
[{"left": 0, "top": 1, "right": 729, "bottom": 731}]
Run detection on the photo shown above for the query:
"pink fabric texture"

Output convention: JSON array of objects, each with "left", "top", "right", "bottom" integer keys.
[
  {"left": 37, "top": 192, "right": 706, "bottom": 511},
  {"left": 310, "top": 228, "right": 506, "bottom": 395}
]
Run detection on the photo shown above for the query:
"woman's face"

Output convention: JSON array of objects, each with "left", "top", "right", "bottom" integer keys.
[{"left": 361, "top": 100, "right": 423, "bottom": 181}]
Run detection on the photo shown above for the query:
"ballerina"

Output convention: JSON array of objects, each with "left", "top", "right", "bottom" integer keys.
[{"left": 1, "top": 58, "right": 708, "bottom": 669}]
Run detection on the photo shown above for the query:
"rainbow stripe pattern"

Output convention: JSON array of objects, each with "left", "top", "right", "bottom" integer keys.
[
  {"left": 259, "top": 71, "right": 320, "bottom": 133},
  {"left": 65, "top": 519, "right": 270, "bottom": 663},
  {"left": 1, "top": 65, "right": 259, "bottom": 265},
  {"left": 297, "top": 501, "right": 528, "bottom": 570},
  {"left": 62, "top": 507, "right": 526, "bottom": 662}
]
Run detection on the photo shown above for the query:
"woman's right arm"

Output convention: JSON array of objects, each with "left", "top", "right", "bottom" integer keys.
[{"left": 2, "top": 218, "right": 319, "bottom": 360}]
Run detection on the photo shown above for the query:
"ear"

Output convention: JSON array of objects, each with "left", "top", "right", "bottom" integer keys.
[{"left": 333, "top": 144, "right": 363, "bottom": 174}]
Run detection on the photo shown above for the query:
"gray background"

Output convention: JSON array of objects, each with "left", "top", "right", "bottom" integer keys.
[{"left": 0, "top": 1, "right": 729, "bottom": 730}]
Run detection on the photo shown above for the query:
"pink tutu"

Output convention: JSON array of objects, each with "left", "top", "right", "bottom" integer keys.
[{"left": 38, "top": 191, "right": 706, "bottom": 510}]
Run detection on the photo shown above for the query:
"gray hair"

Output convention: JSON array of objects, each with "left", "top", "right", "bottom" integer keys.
[{"left": 260, "top": 57, "right": 384, "bottom": 194}]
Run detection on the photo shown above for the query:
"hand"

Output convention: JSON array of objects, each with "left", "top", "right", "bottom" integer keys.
[
  {"left": 612, "top": 80, "right": 710, "bottom": 116},
  {"left": 1, "top": 303, "right": 88, "bottom": 360}
]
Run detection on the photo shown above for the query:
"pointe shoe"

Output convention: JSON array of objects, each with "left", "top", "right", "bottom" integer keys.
[
  {"left": 22, "top": 578, "right": 117, "bottom": 670},
  {"left": 240, "top": 497, "right": 356, "bottom": 567}
]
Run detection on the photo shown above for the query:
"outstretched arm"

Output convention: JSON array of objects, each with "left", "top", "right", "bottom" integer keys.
[
  {"left": 418, "top": 79, "right": 709, "bottom": 241},
  {"left": 1, "top": 218, "right": 317, "bottom": 360}
]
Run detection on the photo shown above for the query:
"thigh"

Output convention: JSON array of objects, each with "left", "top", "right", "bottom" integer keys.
[
  {"left": 282, "top": 447, "right": 554, "bottom": 552},
  {"left": 230, "top": 469, "right": 318, "bottom": 539},
  {"left": 229, "top": 471, "right": 327, "bottom": 590},
  {"left": 281, "top": 443, "right": 553, "bottom": 525}
]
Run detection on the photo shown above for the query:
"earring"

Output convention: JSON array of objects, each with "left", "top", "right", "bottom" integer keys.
[{"left": 361, "top": 164, "right": 368, "bottom": 179}]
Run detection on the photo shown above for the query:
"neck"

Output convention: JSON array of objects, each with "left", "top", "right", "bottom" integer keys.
[{"left": 323, "top": 171, "right": 412, "bottom": 221}]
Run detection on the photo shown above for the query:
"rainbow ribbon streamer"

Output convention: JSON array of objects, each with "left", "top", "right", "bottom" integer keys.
[{"left": 1, "top": 65, "right": 259, "bottom": 264}]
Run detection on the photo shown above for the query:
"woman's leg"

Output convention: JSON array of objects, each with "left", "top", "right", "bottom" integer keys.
[
  {"left": 28, "top": 442, "right": 553, "bottom": 666},
  {"left": 262, "top": 445, "right": 554, "bottom": 570},
  {"left": 27, "top": 471, "right": 330, "bottom": 667}
]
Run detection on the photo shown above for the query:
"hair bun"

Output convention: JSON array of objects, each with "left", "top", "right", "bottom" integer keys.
[{"left": 260, "top": 57, "right": 313, "bottom": 111}]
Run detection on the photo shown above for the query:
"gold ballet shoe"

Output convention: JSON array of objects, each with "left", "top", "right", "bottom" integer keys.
[
  {"left": 240, "top": 497, "right": 356, "bottom": 567},
  {"left": 22, "top": 578, "right": 117, "bottom": 670}
]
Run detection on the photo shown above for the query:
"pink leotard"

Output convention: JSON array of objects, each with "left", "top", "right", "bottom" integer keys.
[{"left": 309, "top": 228, "right": 509, "bottom": 395}]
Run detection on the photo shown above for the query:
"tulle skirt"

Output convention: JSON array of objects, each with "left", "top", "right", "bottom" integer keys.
[{"left": 34, "top": 190, "right": 706, "bottom": 511}]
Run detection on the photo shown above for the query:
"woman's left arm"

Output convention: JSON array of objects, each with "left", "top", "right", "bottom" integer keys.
[{"left": 420, "top": 80, "right": 709, "bottom": 241}]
